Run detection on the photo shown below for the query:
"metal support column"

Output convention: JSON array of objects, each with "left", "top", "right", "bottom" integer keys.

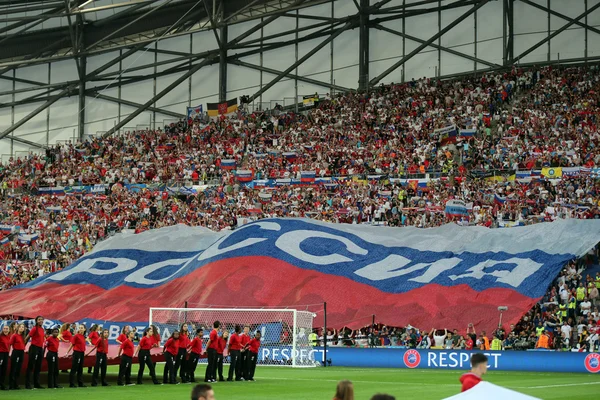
[
  {"left": 547, "top": 0, "right": 551, "bottom": 62},
  {"left": 473, "top": 5, "right": 477, "bottom": 72},
  {"left": 585, "top": 0, "right": 589, "bottom": 65},
  {"left": 437, "top": 0, "right": 441, "bottom": 77},
  {"left": 358, "top": 0, "right": 370, "bottom": 91},
  {"left": 401, "top": 0, "right": 405, "bottom": 82},
  {"left": 78, "top": 56, "right": 87, "bottom": 140},
  {"left": 219, "top": 24, "right": 228, "bottom": 102},
  {"left": 503, "top": 0, "right": 514, "bottom": 65}
]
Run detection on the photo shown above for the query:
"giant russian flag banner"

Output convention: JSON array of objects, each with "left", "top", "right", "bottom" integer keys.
[{"left": 0, "top": 219, "right": 599, "bottom": 332}]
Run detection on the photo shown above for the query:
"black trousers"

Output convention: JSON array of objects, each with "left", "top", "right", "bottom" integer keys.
[
  {"left": 204, "top": 348, "right": 217, "bottom": 381},
  {"left": 240, "top": 350, "right": 249, "bottom": 379},
  {"left": 137, "top": 349, "right": 158, "bottom": 384},
  {"left": 247, "top": 351, "right": 258, "bottom": 380},
  {"left": 92, "top": 353, "right": 107, "bottom": 386},
  {"left": 69, "top": 351, "right": 85, "bottom": 386},
  {"left": 46, "top": 351, "right": 59, "bottom": 388},
  {"left": 216, "top": 353, "right": 224, "bottom": 380},
  {"left": 174, "top": 348, "right": 187, "bottom": 382},
  {"left": 9, "top": 349, "right": 24, "bottom": 389},
  {"left": 228, "top": 350, "right": 241, "bottom": 380},
  {"left": 163, "top": 352, "right": 176, "bottom": 384},
  {"left": 26, "top": 344, "right": 43, "bottom": 387},
  {"left": 117, "top": 355, "right": 132, "bottom": 385},
  {"left": 0, "top": 352, "right": 8, "bottom": 388},
  {"left": 187, "top": 352, "right": 200, "bottom": 382}
]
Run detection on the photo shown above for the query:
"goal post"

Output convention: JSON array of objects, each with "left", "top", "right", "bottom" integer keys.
[{"left": 149, "top": 307, "right": 317, "bottom": 367}]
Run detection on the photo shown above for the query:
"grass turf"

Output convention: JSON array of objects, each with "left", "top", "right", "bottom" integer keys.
[{"left": 3, "top": 364, "right": 599, "bottom": 399}]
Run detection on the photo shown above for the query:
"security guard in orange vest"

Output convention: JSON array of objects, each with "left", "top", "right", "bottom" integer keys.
[{"left": 535, "top": 330, "right": 550, "bottom": 349}]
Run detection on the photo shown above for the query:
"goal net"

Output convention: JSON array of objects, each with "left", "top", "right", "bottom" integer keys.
[{"left": 149, "top": 307, "right": 317, "bottom": 367}]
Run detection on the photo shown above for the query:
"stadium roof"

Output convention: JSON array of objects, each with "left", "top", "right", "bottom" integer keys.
[{"left": 0, "top": 0, "right": 329, "bottom": 65}]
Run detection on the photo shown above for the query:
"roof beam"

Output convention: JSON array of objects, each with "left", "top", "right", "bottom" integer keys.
[
  {"left": 519, "top": 0, "right": 600, "bottom": 36},
  {"left": 248, "top": 21, "right": 354, "bottom": 103},
  {"left": 512, "top": 1, "right": 600, "bottom": 64},
  {"left": 5, "top": 135, "right": 48, "bottom": 149},
  {"left": 373, "top": 23, "right": 502, "bottom": 69},
  {"left": 369, "top": 0, "right": 489, "bottom": 86},
  {"left": 85, "top": 0, "right": 177, "bottom": 52},
  {"left": 91, "top": 93, "right": 185, "bottom": 119},
  {"left": 230, "top": 59, "right": 353, "bottom": 93},
  {"left": 102, "top": 56, "right": 216, "bottom": 138},
  {"left": 0, "top": 4, "right": 64, "bottom": 38},
  {"left": 0, "top": 86, "right": 74, "bottom": 141}
]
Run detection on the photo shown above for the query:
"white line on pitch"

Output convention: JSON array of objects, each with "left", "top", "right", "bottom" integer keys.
[
  {"left": 256, "top": 376, "right": 456, "bottom": 386},
  {"left": 516, "top": 382, "right": 600, "bottom": 389}
]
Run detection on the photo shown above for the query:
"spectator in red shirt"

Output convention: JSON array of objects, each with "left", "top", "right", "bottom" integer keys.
[
  {"left": 204, "top": 321, "right": 221, "bottom": 383},
  {"left": 0, "top": 325, "right": 9, "bottom": 390},
  {"left": 135, "top": 327, "right": 160, "bottom": 385},
  {"left": 87, "top": 329, "right": 110, "bottom": 387},
  {"left": 227, "top": 325, "right": 242, "bottom": 381},
  {"left": 465, "top": 336, "right": 474, "bottom": 350},
  {"left": 186, "top": 328, "right": 204, "bottom": 383},
  {"left": 24, "top": 315, "right": 45, "bottom": 389},
  {"left": 163, "top": 330, "right": 180, "bottom": 384},
  {"left": 9, "top": 323, "right": 26, "bottom": 390},
  {"left": 246, "top": 331, "right": 261, "bottom": 381},
  {"left": 66, "top": 324, "right": 87, "bottom": 388},
  {"left": 460, "top": 353, "right": 488, "bottom": 392},
  {"left": 44, "top": 328, "right": 61, "bottom": 389},
  {"left": 216, "top": 330, "right": 228, "bottom": 382},
  {"left": 117, "top": 330, "right": 136, "bottom": 386},
  {"left": 175, "top": 323, "right": 191, "bottom": 383}
]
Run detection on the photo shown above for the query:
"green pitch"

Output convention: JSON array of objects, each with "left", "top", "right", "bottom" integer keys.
[{"left": 3, "top": 365, "right": 599, "bottom": 399}]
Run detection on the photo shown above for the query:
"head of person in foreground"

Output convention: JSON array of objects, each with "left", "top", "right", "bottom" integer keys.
[
  {"left": 191, "top": 384, "right": 215, "bottom": 400},
  {"left": 333, "top": 379, "right": 354, "bottom": 400},
  {"left": 371, "top": 395, "right": 395, "bottom": 400},
  {"left": 470, "top": 353, "right": 489, "bottom": 376}
]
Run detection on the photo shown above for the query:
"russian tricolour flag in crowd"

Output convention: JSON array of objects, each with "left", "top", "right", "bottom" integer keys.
[
  {"left": 494, "top": 194, "right": 506, "bottom": 205},
  {"left": 300, "top": 171, "right": 316, "bottom": 183},
  {"left": 0, "top": 225, "right": 18, "bottom": 234},
  {"left": 258, "top": 192, "right": 272, "bottom": 202},
  {"left": 436, "top": 125, "right": 458, "bottom": 145},
  {"left": 236, "top": 170, "right": 254, "bottom": 182},
  {"left": 283, "top": 152, "right": 297, "bottom": 161},
  {"left": 221, "top": 159, "right": 236, "bottom": 170},
  {"left": 459, "top": 129, "right": 476, "bottom": 139},
  {"left": 18, "top": 233, "right": 39, "bottom": 245},
  {"left": 445, "top": 199, "right": 469, "bottom": 219}
]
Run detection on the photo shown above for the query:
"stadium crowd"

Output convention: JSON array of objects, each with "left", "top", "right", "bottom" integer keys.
[{"left": 0, "top": 65, "right": 600, "bottom": 359}]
